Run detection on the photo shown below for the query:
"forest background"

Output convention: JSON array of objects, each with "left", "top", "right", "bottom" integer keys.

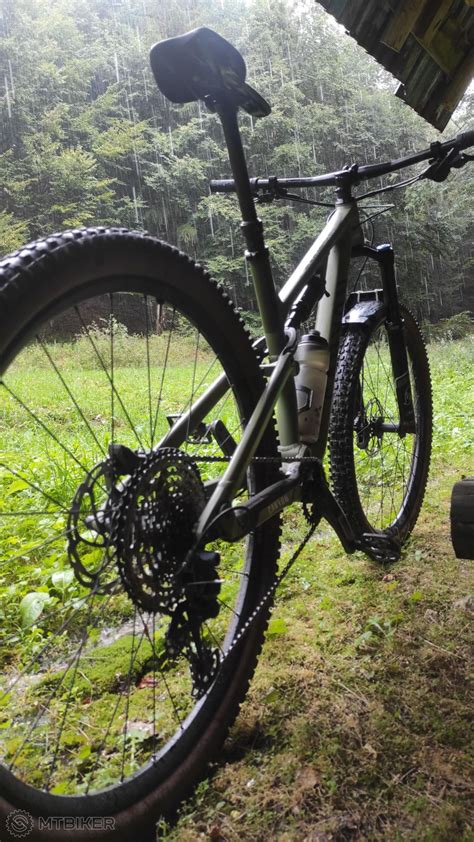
[
  {"left": 0, "top": 0, "right": 472, "bottom": 322},
  {"left": 0, "top": 4, "right": 473, "bottom": 839}
]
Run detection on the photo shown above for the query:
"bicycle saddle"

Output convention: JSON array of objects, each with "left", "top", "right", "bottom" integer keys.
[{"left": 149, "top": 27, "right": 271, "bottom": 118}]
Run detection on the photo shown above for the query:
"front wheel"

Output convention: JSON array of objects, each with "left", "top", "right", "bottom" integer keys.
[{"left": 329, "top": 304, "right": 432, "bottom": 544}]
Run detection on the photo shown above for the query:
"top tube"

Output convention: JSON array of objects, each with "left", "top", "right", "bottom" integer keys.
[{"left": 210, "top": 129, "right": 474, "bottom": 194}]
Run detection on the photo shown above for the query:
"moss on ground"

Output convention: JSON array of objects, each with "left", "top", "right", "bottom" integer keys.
[{"left": 32, "top": 632, "right": 162, "bottom": 701}]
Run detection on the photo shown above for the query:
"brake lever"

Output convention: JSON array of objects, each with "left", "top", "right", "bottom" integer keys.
[
  {"left": 424, "top": 147, "right": 464, "bottom": 182},
  {"left": 452, "top": 152, "right": 474, "bottom": 168},
  {"left": 255, "top": 175, "right": 288, "bottom": 203}
]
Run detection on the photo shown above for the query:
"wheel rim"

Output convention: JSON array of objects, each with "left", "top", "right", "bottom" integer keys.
[
  {"left": 0, "top": 284, "right": 257, "bottom": 801},
  {"left": 352, "top": 321, "right": 421, "bottom": 533}
]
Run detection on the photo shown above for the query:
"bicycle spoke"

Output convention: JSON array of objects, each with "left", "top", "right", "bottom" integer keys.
[
  {"left": 0, "top": 461, "right": 68, "bottom": 511},
  {"left": 75, "top": 305, "right": 144, "bottom": 449},
  {"left": 1, "top": 382, "right": 91, "bottom": 477},
  {"left": 110, "top": 293, "right": 115, "bottom": 448},
  {"left": 185, "top": 328, "right": 201, "bottom": 448},
  {"left": 37, "top": 338, "right": 106, "bottom": 458},
  {"left": 0, "top": 269, "right": 263, "bottom": 800},
  {"left": 8, "top": 579, "right": 110, "bottom": 775},
  {"left": 120, "top": 607, "right": 140, "bottom": 781},
  {"left": 0, "top": 527, "right": 72, "bottom": 569},
  {"left": 135, "top": 605, "right": 184, "bottom": 729},
  {"left": 151, "top": 307, "right": 175, "bottom": 443},
  {"left": 144, "top": 295, "right": 154, "bottom": 447},
  {"left": 0, "top": 510, "right": 68, "bottom": 516}
]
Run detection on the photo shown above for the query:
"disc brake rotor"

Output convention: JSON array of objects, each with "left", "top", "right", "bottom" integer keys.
[
  {"left": 356, "top": 396, "right": 384, "bottom": 455},
  {"left": 67, "top": 459, "right": 119, "bottom": 592},
  {"left": 68, "top": 447, "right": 223, "bottom": 697}
]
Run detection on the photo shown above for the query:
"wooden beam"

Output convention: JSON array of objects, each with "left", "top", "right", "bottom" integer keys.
[
  {"left": 419, "top": 24, "right": 464, "bottom": 75},
  {"left": 440, "top": 51, "right": 474, "bottom": 112},
  {"left": 414, "top": 0, "right": 454, "bottom": 43},
  {"left": 381, "top": 0, "right": 428, "bottom": 52}
]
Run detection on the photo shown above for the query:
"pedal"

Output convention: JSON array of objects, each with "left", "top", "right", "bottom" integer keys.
[{"left": 357, "top": 532, "right": 401, "bottom": 563}]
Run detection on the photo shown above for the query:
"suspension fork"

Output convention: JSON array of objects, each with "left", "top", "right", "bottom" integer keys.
[{"left": 352, "top": 244, "right": 416, "bottom": 433}]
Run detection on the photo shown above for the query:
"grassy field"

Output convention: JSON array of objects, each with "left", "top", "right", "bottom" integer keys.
[
  {"left": 0, "top": 332, "right": 472, "bottom": 839},
  {"left": 164, "top": 337, "right": 473, "bottom": 841},
  {"left": 0, "top": 323, "right": 244, "bottom": 795}
]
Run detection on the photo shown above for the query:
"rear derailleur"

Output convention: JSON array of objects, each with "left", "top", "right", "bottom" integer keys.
[{"left": 68, "top": 445, "right": 223, "bottom": 698}]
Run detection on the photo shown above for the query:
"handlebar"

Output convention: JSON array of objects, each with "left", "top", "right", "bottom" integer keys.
[
  {"left": 455, "top": 129, "right": 474, "bottom": 149},
  {"left": 209, "top": 130, "right": 474, "bottom": 195}
]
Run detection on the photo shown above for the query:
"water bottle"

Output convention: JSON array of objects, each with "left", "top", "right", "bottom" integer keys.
[{"left": 294, "top": 331, "right": 330, "bottom": 443}]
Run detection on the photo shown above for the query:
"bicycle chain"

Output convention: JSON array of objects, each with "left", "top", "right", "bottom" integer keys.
[
  {"left": 68, "top": 449, "right": 319, "bottom": 693},
  {"left": 221, "top": 515, "right": 317, "bottom": 667},
  {"left": 191, "top": 454, "right": 322, "bottom": 463},
  {"left": 188, "top": 451, "right": 319, "bottom": 671},
  {"left": 192, "top": 452, "right": 320, "bottom": 526}
]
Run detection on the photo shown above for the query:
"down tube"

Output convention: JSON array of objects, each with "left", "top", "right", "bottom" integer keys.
[{"left": 312, "top": 216, "right": 354, "bottom": 459}]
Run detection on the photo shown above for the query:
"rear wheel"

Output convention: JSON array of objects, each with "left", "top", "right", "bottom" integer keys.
[
  {"left": 329, "top": 305, "right": 432, "bottom": 543},
  {"left": 0, "top": 228, "right": 279, "bottom": 839}
]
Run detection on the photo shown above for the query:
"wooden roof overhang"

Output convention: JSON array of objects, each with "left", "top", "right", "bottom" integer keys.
[{"left": 317, "top": 0, "right": 473, "bottom": 130}]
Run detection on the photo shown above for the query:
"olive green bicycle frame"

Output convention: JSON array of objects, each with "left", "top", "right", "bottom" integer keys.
[{"left": 158, "top": 103, "right": 361, "bottom": 542}]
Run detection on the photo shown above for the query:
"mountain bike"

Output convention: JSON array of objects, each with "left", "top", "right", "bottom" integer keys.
[{"left": 0, "top": 26, "right": 472, "bottom": 842}]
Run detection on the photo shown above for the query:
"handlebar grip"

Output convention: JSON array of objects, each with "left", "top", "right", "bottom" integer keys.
[
  {"left": 456, "top": 129, "right": 474, "bottom": 150},
  {"left": 209, "top": 179, "right": 237, "bottom": 193}
]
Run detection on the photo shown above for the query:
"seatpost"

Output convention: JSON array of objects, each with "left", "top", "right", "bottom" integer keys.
[
  {"left": 215, "top": 102, "right": 285, "bottom": 358},
  {"left": 214, "top": 101, "right": 299, "bottom": 446}
]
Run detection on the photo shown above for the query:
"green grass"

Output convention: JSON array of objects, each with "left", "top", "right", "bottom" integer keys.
[
  {"left": 163, "top": 336, "right": 474, "bottom": 841},
  {"left": 0, "top": 326, "right": 245, "bottom": 793},
  {"left": 0, "top": 332, "right": 472, "bottom": 837}
]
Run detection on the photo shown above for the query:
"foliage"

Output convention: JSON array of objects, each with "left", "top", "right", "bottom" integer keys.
[
  {"left": 422, "top": 311, "right": 473, "bottom": 342},
  {"left": 0, "top": 209, "right": 29, "bottom": 253},
  {"left": 0, "top": 0, "right": 472, "bottom": 321}
]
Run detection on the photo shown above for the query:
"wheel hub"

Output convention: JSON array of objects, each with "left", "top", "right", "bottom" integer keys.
[{"left": 355, "top": 397, "right": 384, "bottom": 454}]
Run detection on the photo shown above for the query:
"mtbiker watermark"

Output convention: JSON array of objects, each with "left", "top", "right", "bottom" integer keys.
[{"left": 4, "top": 809, "right": 115, "bottom": 838}]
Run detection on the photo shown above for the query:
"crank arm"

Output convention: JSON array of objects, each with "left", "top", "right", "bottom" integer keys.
[
  {"left": 209, "top": 464, "right": 304, "bottom": 542},
  {"left": 206, "top": 461, "right": 358, "bottom": 556}
]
